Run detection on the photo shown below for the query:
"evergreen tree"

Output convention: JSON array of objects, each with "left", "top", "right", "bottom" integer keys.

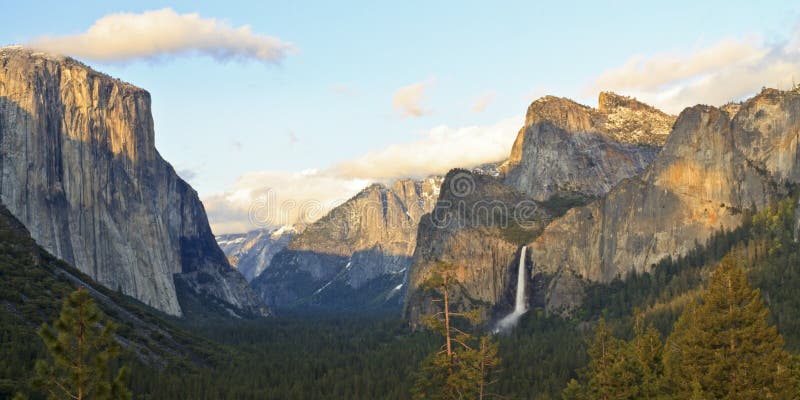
[
  {"left": 561, "top": 379, "right": 584, "bottom": 400},
  {"left": 663, "top": 256, "right": 794, "bottom": 399},
  {"left": 33, "top": 288, "right": 131, "bottom": 400},
  {"left": 473, "top": 336, "right": 500, "bottom": 400},
  {"left": 565, "top": 315, "right": 666, "bottom": 400},
  {"left": 584, "top": 318, "right": 642, "bottom": 400},
  {"left": 631, "top": 313, "right": 663, "bottom": 399},
  {"left": 413, "top": 262, "right": 501, "bottom": 400},
  {"left": 792, "top": 355, "right": 800, "bottom": 396}
]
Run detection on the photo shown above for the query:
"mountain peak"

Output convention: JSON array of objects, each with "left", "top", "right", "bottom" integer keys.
[
  {"left": 523, "top": 93, "right": 674, "bottom": 147},
  {"left": 504, "top": 92, "right": 671, "bottom": 202},
  {"left": 524, "top": 95, "right": 593, "bottom": 131},
  {"left": 0, "top": 46, "right": 142, "bottom": 93},
  {"left": 598, "top": 91, "right": 661, "bottom": 114},
  {"left": 0, "top": 45, "right": 67, "bottom": 62}
]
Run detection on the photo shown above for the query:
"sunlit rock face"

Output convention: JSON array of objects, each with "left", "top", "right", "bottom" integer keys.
[
  {"left": 531, "top": 88, "right": 800, "bottom": 314},
  {"left": 251, "top": 177, "right": 442, "bottom": 311},
  {"left": 0, "top": 47, "right": 268, "bottom": 317},
  {"left": 502, "top": 92, "right": 674, "bottom": 202}
]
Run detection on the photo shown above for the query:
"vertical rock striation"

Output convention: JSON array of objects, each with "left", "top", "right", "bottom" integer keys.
[{"left": 0, "top": 47, "right": 267, "bottom": 317}]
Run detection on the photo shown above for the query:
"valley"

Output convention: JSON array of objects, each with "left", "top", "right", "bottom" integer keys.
[{"left": 2, "top": 4, "right": 800, "bottom": 398}]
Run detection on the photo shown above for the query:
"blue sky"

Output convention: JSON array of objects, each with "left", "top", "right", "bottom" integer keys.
[{"left": 3, "top": 1, "right": 800, "bottom": 232}]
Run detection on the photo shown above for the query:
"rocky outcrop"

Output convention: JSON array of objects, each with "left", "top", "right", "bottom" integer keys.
[
  {"left": 0, "top": 47, "right": 267, "bottom": 317},
  {"left": 217, "top": 226, "right": 295, "bottom": 282},
  {"left": 502, "top": 93, "right": 674, "bottom": 201},
  {"left": 404, "top": 169, "right": 552, "bottom": 326},
  {"left": 251, "top": 177, "right": 442, "bottom": 310},
  {"left": 530, "top": 88, "right": 800, "bottom": 314}
]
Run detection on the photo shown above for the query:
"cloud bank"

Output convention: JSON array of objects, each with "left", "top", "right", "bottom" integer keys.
[
  {"left": 333, "top": 117, "right": 520, "bottom": 180},
  {"left": 27, "top": 8, "right": 293, "bottom": 64},
  {"left": 204, "top": 117, "right": 521, "bottom": 234},
  {"left": 590, "top": 28, "right": 800, "bottom": 113},
  {"left": 204, "top": 170, "right": 370, "bottom": 234}
]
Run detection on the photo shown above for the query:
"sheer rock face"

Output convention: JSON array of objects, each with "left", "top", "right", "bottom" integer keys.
[
  {"left": 217, "top": 227, "right": 296, "bottom": 282},
  {"left": 251, "top": 177, "right": 442, "bottom": 310},
  {"left": 531, "top": 89, "right": 800, "bottom": 314},
  {"left": 503, "top": 93, "right": 674, "bottom": 201},
  {"left": 404, "top": 169, "right": 552, "bottom": 326},
  {"left": 0, "top": 47, "right": 268, "bottom": 317}
]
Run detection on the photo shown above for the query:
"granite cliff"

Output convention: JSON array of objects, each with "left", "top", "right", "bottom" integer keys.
[
  {"left": 0, "top": 47, "right": 267, "bottom": 317},
  {"left": 530, "top": 88, "right": 800, "bottom": 314},
  {"left": 502, "top": 92, "right": 674, "bottom": 201}
]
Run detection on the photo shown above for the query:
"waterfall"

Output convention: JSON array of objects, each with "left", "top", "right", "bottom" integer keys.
[
  {"left": 495, "top": 246, "right": 528, "bottom": 332},
  {"left": 512, "top": 246, "right": 527, "bottom": 312}
]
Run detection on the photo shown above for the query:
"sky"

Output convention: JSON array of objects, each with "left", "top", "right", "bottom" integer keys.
[{"left": 2, "top": 1, "right": 800, "bottom": 233}]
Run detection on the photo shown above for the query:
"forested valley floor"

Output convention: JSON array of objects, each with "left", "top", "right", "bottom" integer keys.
[{"left": 2, "top": 197, "right": 800, "bottom": 399}]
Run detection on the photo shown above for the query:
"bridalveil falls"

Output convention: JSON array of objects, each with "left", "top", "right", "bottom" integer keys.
[{"left": 495, "top": 246, "right": 528, "bottom": 332}]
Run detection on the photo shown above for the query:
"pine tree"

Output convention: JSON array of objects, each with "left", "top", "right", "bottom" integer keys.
[
  {"left": 663, "top": 256, "right": 794, "bottom": 399},
  {"left": 561, "top": 379, "right": 584, "bottom": 400},
  {"left": 412, "top": 262, "right": 501, "bottom": 400},
  {"left": 631, "top": 312, "right": 663, "bottom": 399},
  {"left": 33, "top": 288, "right": 131, "bottom": 400},
  {"left": 792, "top": 355, "right": 800, "bottom": 396},
  {"left": 583, "top": 318, "right": 643, "bottom": 400},
  {"left": 473, "top": 336, "right": 500, "bottom": 400},
  {"left": 565, "top": 315, "right": 666, "bottom": 400}
]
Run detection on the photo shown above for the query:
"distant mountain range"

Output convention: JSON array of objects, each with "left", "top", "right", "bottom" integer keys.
[
  {"left": 216, "top": 226, "right": 296, "bottom": 282},
  {"left": 250, "top": 177, "right": 442, "bottom": 311}
]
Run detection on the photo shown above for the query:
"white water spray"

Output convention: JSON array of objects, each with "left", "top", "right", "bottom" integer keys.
[{"left": 495, "top": 246, "right": 528, "bottom": 332}]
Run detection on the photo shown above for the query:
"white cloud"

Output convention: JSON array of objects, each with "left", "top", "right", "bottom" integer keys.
[
  {"left": 333, "top": 117, "right": 520, "bottom": 180},
  {"left": 204, "top": 170, "right": 370, "bottom": 234},
  {"left": 204, "top": 117, "right": 521, "bottom": 234},
  {"left": 471, "top": 91, "right": 496, "bottom": 113},
  {"left": 392, "top": 80, "right": 432, "bottom": 117},
  {"left": 27, "top": 8, "right": 294, "bottom": 64},
  {"left": 589, "top": 28, "right": 800, "bottom": 113}
]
